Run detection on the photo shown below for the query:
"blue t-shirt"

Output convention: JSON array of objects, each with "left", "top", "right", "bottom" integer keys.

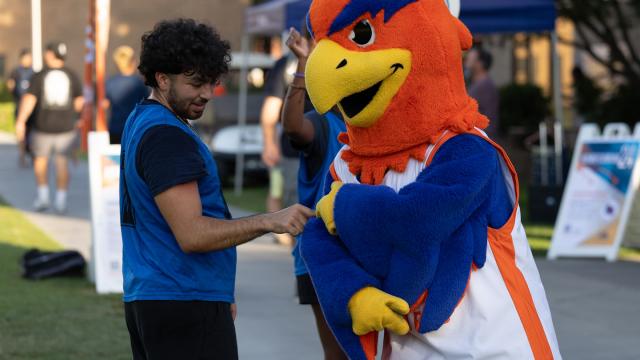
[
  {"left": 120, "top": 100, "right": 236, "bottom": 303},
  {"left": 292, "top": 111, "right": 346, "bottom": 275},
  {"left": 106, "top": 75, "right": 148, "bottom": 141}
]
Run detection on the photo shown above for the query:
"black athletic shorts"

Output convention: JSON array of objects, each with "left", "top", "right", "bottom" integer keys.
[
  {"left": 124, "top": 300, "right": 238, "bottom": 360},
  {"left": 296, "top": 274, "right": 319, "bottom": 305}
]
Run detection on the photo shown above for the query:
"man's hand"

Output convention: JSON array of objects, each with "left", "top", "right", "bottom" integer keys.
[
  {"left": 266, "top": 204, "right": 315, "bottom": 237},
  {"left": 261, "top": 142, "right": 281, "bottom": 168},
  {"left": 285, "top": 27, "right": 311, "bottom": 61},
  {"left": 230, "top": 303, "right": 237, "bottom": 321},
  {"left": 315, "top": 182, "right": 343, "bottom": 235},
  {"left": 15, "top": 121, "right": 26, "bottom": 143},
  {"left": 348, "top": 287, "right": 410, "bottom": 336}
]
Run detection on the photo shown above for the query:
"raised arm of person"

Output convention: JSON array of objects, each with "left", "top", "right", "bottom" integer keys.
[
  {"left": 282, "top": 28, "right": 315, "bottom": 146},
  {"left": 155, "top": 181, "right": 314, "bottom": 253}
]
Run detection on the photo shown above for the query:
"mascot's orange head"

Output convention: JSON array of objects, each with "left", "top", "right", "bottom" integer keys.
[{"left": 305, "top": 0, "right": 489, "bottom": 184}]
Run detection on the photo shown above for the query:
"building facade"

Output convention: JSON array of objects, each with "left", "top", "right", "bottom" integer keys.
[{"left": 0, "top": 0, "right": 249, "bottom": 79}]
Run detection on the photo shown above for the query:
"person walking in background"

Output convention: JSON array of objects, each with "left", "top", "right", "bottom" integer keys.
[
  {"left": 6, "top": 49, "right": 34, "bottom": 167},
  {"left": 121, "top": 19, "right": 313, "bottom": 360},
  {"left": 465, "top": 47, "right": 500, "bottom": 138},
  {"left": 15, "top": 42, "right": 83, "bottom": 213},
  {"left": 281, "top": 27, "right": 348, "bottom": 360},
  {"left": 260, "top": 43, "right": 315, "bottom": 246},
  {"left": 104, "top": 45, "right": 149, "bottom": 144}
]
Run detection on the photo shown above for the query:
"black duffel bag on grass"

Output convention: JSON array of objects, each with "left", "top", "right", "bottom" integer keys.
[{"left": 21, "top": 249, "right": 86, "bottom": 280}]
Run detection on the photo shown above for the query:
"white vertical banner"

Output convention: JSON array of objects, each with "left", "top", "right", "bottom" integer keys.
[
  {"left": 89, "top": 131, "right": 123, "bottom": 293},
  {"left": 548, "top": 123, "right": 640, "bottom": 262}
]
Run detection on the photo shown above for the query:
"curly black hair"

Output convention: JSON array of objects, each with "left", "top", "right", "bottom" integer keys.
[{"left": 138, "top": 18, "right": 231, "bottom": 88}]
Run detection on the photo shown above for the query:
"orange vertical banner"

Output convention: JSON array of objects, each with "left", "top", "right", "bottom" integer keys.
[
  {"left": 95, "top": 0, "right": 110, "bottom": 132},
  {"left": 80, "top": 0, "right": 95, "bottom": 150}
]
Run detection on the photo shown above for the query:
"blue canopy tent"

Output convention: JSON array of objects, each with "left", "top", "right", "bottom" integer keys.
[
  {"left": 460, "top": 0, "right": 556, "bottom": 34},
  {"left": 245, "top": 0, "right": 312, "bottom": 35},
  {"left": 235, "top": 0, "right": 560, "bottom": 192}
]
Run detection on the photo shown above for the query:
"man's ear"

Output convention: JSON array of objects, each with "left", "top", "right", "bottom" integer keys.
[{"left": 155, "top": 72, "right": 170, "bottom": 91}]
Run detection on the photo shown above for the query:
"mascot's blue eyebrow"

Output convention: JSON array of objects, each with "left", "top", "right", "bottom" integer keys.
[{"left": 328, "top": 0, "right": 419, "bottom": 35}]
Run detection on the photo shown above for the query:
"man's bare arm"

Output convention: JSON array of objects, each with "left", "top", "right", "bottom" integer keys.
[
  {"left": 6, "top": 78, "right": 16, "bottom": 93},
  {"left": 74, "top": 96, "right": 84, "bottom": 113},
  {"left": 15, "top": 94, "right": 37, "bottom": 142},
  {"left": 260, "top": 96, "right": 283, "bottom": 167},
  {"left": 155, "top": 181, "right": 314, "bottom": 253}
]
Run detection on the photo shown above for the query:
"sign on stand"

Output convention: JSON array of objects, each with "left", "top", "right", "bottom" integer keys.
[
  {"left": 548, "top": 123, "right": 640, "bottom": 262},
  {"left": 88, "top": 131, "right": 123, "bottom": 293}
]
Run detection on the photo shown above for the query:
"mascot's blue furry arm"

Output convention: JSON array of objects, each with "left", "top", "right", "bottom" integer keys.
[{"left": 301, "top": 135, "right": 513, "bottom": 359}]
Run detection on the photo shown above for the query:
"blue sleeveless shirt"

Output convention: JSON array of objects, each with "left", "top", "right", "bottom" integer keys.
[
  {"left": 293, "top": 111, "right": 346, "bottom": 275},
  {"left": 120, "top": 101, "right": 236, "bottom": 302}
]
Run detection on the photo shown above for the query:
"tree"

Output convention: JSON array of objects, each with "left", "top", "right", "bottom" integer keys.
[
  {"left": 558, "top": 0, "right": 640, "bottom": 89},
  {"left": 558, "top": 0, "right": 640, "bottom": 126}
]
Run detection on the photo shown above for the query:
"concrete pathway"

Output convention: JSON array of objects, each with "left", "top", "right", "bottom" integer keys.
[{"left": 1, "top": 132, "right": 639, "bottom": 359}]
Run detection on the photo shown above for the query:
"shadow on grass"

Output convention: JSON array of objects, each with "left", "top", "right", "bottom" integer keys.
[{"left": 0, "top": 242, "right": 130, "bottom": 360}]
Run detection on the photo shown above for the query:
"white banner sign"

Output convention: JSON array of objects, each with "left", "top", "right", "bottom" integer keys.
[
  {"left": 549, "top": 123, "right": 640, "bottom": 262},
  {"left": 88, "top": 132, "right": 123, "bottom": 293}
]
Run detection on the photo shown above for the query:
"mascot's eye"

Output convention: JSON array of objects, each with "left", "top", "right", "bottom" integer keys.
[{"left": 349, "top": 19, "right": 375, "bottom": 47}]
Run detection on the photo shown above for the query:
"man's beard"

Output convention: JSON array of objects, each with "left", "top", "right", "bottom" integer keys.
[{"left": 168, "top": 85, "right": 201, "bottom": 120}]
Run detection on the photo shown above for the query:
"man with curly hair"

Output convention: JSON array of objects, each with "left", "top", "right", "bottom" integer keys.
[{"left": 120, "top": 19, "right": 314, "bottom": 360}]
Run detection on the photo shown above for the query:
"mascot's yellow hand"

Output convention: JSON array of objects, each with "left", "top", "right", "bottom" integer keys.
[
  {"left": 315, "top": 181, "right": 343, "bottom": 235},
  {"left": 348, "top": 287, "right": 410, "bottom": 336}
]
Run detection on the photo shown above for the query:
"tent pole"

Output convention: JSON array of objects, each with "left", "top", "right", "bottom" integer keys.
[
  {"left": 234, "top": 34, "right": 250, "bottom": 195},
  {"left": 551, "top": 32, "right": 564, "bottom": 184},
  {"left": 30, "top": 0, "right": 42, "bottom": 72}
]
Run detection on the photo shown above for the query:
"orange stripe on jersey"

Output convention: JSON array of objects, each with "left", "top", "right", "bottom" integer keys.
[
  {"left": 359, "top": 332, "right": 378, "bottom": 360},
  {"left": 424, "top": 131, "right": 459, "bottom": 166},
  {"left": 329, "top": 163, "right": 339, "bottom": 182},
  {"left": 488, "top": 227, "right": 553, "bottom": 359}
]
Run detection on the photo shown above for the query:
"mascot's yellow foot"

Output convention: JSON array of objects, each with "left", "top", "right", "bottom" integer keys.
[{"left": 348, "top": 286, "right": 410, "bottom": 336}]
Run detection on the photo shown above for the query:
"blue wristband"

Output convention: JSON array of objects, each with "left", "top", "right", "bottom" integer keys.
[{"left": 294, "top": 72, "right": 305, "bottom": 78}]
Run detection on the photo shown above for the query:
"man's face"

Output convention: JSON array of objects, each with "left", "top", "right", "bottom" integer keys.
[
  {"left": 166, "top": 73, "right": 215, "bottom": 120},
  {"left": 464, "top": 49, "right": 479, "bottom": 73},
  {"left": 20, "top": 54, "right": 32, "bottom": 68},
  {"left": 43, "top": 51, "right": 55, "bottom": 66}
]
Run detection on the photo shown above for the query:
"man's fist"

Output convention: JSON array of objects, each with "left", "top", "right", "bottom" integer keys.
[{"left": 268, "top": 204, "right": 315, "bottom": 236}]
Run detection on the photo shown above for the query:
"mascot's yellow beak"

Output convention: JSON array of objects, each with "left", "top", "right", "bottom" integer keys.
[{"left": 305, "top": 39, "right": 411, "bottom": 128}]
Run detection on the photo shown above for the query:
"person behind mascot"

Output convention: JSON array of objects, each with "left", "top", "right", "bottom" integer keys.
[{"left": 300, "top": 1, "right": 562, "bottom": 359}]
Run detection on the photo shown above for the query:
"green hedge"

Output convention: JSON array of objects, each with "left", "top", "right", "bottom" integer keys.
[
  {"left": 0, "top": 102, "right": 15, "bottom": 133},
  {"left": 499, "top": 83, "right": 550, "bottom": 134}
]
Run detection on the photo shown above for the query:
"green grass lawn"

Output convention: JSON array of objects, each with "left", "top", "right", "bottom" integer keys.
[
  {"left": 0, "top": 198, "right": 130, "bottom": 360},
  {"left": 223, "top": 185, "right": 268, "bottom": 214},
  {"left": 0, "top": 102, "right": 15, "bottom": 134}
]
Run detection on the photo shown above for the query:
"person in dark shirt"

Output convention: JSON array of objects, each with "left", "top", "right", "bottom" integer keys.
[
  {"left": 260, "top": 49, "right": 315, "bottom": 246},
  {"left": 281, "top": 27, "right": 348, "bottom": 360},
  {"left": 120, "top": 19, "right": 314, "bottom": 360},
  {"left": 104, "top": 45, "right": 149, "bottom": 144},
  {"left": 7, "top": 49, "right": 34, "bottom": 167},
  {"left": 465, "top": 47, "right": 500, "bottom": 139},
  {"left": 15, "top": 42, "right": 83, "bottom": 213}
]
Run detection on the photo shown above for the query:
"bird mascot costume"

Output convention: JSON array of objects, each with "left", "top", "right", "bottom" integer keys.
[{"left": 300, "top": 0, "right": 562, "bottom": 359}]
